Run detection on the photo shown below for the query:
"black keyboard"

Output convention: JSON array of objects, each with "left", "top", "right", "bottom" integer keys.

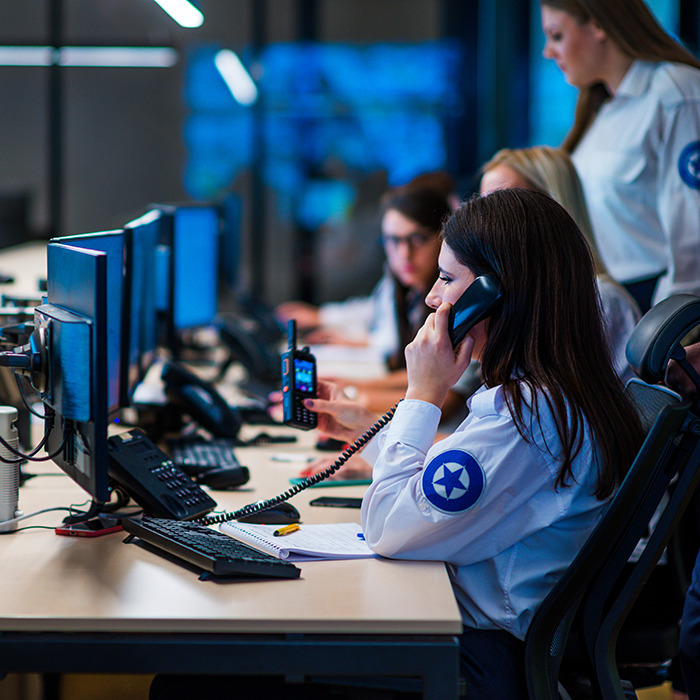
[
  {"left": 167, "top": 437, "right": 243, "bottom": 474},
  {"left": 122, "top": 517, "right": 301, "bottom": 579}
]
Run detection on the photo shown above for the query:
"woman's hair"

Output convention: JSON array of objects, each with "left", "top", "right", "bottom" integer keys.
[
  {"left": 380, "top": 180, "right": 452, "bottom": 233},
  {"left": 442, "top": 188, "right": 643, "bottom": 498},
  {"left": 380, "top": 180, "right": 452, "bottom": 370},
  {"left": 540, "top": 0, "right": 700, "bottom": 151},
  {"left": 481, "top": 146, "right": 606, "bottom": 276}
]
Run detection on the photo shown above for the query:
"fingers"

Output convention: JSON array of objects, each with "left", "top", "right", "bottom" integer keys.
[
  {"left": 434, "top": 302, "right": 452, "bottom": 331},
  {"left": 316, "top": 379, "right": 339, "bottom": 401},
  {"left": 302, "top": 396, "right": 334, "bottom": 414},
  {"left": 456, "top": 334, "right": 475, "bottom": 366}
]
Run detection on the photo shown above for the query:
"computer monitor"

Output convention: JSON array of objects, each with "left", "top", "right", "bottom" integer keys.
[
  {"left": 123, "top": 210, "right": 163, "bottom": 397},
  {"left": 39, "top": 242, "right": 110, "bottom": 503},
  {"left": 217, "top": 192, "right": 241, "bottom": 302},
  {"left": 152, "top": 203, "right": 220, "bottom": 354},
  {"left": 50, "top": 230, "right": 128, "bottom": 414}
]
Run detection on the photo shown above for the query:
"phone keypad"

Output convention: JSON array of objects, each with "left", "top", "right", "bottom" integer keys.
[{"left": 294, "top": 398, "right": 317, "bottom": 428}]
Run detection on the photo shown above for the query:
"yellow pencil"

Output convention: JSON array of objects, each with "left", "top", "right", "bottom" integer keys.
[{"left": 273, "top": 523, "right": 300, "bottom": 537}]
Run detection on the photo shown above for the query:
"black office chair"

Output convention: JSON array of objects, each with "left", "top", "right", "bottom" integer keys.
[
  {"left": 584, "top": 296, "right": 700, "bottom": 698},
  {"left": 524, "top": 294, "right": 700, "bottom": 700}
]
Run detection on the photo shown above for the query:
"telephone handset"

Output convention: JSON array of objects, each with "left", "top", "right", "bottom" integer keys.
[
  {"left": 162, "top": 360, "right": 243, "bottom": 439},
  {"left": 197, "top": 276, "right": 503, "bottom": 527},
  {"left": 449, "top": 275, "right": 503, "bottom": 348}
]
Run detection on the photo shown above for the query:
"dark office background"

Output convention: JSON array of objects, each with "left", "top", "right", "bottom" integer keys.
[{"left": 0, "top": 0, "right": 697, "bottom": 306}]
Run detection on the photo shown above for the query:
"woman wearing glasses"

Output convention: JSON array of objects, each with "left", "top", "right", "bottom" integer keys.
[{"left": 276, "top": 178, "right": 451, "bottom": 371}]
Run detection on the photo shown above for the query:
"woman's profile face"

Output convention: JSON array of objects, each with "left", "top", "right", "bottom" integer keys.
[
  {"left": 381, "top": 208, "right": 441, "bottom": 292},
  {"left": 425, "top": 242, "right": 489, "bottom": 360},
  {"left": 541, "top": 5, "right": 607, "bottom": 88},
  {"left": 480, "top": 164, "right": 532, "bottom": 195}
]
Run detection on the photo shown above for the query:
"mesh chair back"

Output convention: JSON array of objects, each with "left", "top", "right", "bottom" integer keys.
[{"left": 524, "top": 383, "right": 689, "bottom": 700}]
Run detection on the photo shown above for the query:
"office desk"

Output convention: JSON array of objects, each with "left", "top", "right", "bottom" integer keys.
[{"left": 0, "top": 429, "right": 462, "bottom": 699}]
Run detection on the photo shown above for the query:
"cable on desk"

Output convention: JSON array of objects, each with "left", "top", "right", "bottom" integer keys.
[
  {"left": 0, "top": 504, "right": 91, "bottom": 531},
  {"left": 196, "top": 401, "right": 401, "bottom": 526}
]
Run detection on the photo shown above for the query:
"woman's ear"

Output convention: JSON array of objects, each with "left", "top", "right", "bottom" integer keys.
[{"left": 588, "top": 18, "right": 608, "bottom": 42}]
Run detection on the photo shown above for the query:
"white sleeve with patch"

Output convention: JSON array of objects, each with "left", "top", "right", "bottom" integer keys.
[{"left": 361, "top": 392, "right": 579, "bottom": 566}]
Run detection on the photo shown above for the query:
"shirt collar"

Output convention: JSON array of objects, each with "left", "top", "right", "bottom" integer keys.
[{"left": 614, "top": 60, "right": 655, "bottom": 98}]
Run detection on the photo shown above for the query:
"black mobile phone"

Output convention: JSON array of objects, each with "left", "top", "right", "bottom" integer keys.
[
  {"left": 55, "top": 516, "right": 123, "bottom": 538},
  {"left": 309, "top": 496, "right": 363, "bottom": 509},
  {"left": 281, "top": 320, "right": 318, "bottom": 430},
  {"left": 449, "top": 275, "right": 503, "bottom": 348}
]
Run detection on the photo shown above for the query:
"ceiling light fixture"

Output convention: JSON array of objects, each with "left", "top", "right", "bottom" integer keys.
[
  {"left": 152, "top": 0, "right": 204, "bottom": 28},
  {"left": 0, "top": 46, "right": 177, "bottom": 67},
  {"left": 214, "top": 49, "right": 258, "bottom": 106}
]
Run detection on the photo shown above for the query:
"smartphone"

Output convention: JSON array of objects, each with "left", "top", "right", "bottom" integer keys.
[
  {"left": 55, "top": 516, "right": 123, "bottom": 538},
  {"left": 309, "top": 496, "right": 363, "bottom": 509},
  {"left": 449, "top": 275, "right": 503, "bottom": 348},
  {"left": 281, "top": 320, "right": 318, "bottom": 430}
]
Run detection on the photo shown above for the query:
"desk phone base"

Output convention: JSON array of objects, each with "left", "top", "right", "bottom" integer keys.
[{"left": 108, "top": 429, "right": 217, "bottom": 520}]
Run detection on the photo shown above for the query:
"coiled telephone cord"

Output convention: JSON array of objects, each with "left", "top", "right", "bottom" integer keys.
[{"left": 196, "top": 401, "right": 401, "bottom": 526}]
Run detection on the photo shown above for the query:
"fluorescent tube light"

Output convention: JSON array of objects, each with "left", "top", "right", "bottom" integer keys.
[
  {"left": 0, "top": 46, "right": 177, "bottom": 67},
  {"left": 152, "top": 0, "right": 204, "bottom": 28},
  {"left": 0, "top": 46, "right": 54, "bottom": 66},
  {"left": 59, "top": 47, "right": 178, "bottom": 67},
  {"left": 215, "top": 49, "right": 258, "bottom": 106}
]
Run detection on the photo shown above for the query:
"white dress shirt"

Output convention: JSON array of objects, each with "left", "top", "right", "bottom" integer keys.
[
  {"left": 361, "top": 387, "right": 604, "bottom": 640},
  {"left": 572, "top": 60, "right": 700, "bottom": 303},
  {"left": 319, "top": 271, "right": 398, "bottom": 360}
]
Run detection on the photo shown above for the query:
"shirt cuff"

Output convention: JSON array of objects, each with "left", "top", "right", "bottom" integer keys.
[{"left": 363, "top": 399, "right": 440, "bottom": 464}]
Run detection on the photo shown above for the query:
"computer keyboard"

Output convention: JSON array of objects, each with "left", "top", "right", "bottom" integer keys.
[
  {"left": 122, "top": 517, "right": 301, "bottom": 579},
  {"left": 167, "top": 437, "right": 243, "bottom": 474}
]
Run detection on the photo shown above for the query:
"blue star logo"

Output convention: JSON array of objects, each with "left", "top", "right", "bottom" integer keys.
[
  {"left": 421, "top": 449, "right": 485, "bottom": 514},
  {"left": 434, "top": 462, "right": 470, "bottom": 498},
  {"left": 678, "top": 141, "right": 700, "bottom": 190}
]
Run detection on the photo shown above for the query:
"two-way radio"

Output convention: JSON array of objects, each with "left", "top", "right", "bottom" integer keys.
[{"left": 281, "top": 320, "right": 318, "bottom": 430}]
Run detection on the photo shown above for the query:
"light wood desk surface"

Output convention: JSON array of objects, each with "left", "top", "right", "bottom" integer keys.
[{"left": 1, "top": 429, "right": 461, "bottom": 636}]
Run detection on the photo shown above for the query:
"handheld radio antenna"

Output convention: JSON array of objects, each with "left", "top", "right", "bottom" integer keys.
[{"left": 287, "top": 319, "right": 296, "bottom": 350}]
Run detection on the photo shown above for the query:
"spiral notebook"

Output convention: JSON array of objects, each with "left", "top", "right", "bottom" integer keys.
[{"left": 219, "top": 521, "right": 376, "bottom": 561}]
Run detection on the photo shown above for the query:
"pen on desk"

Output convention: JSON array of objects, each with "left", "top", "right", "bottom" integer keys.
[
  {"left": 270, "top": 453, "right": 314, "bottom": 463},
  {"left": 274, "top": 523, "right": 301, "bottom": 537}
]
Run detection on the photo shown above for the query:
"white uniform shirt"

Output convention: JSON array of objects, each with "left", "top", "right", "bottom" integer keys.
[
  {"left": 572, "top": 60, "right": 700, "bottom": 303},
  {"left": 597, "top": 276, "right": 641, "bottom": 385},
  {"left": 361, "top": 388, "right": 604, "bottom": 640},
  {"left": 319, "top": 272, "right": 398, "bottom": 360}
]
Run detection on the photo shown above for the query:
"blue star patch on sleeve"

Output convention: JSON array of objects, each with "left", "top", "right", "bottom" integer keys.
[
  {"left": 421, "top": 449, "right": 485, "bottom": 514},
  {"left": 678, "top": 141, "right": 700, "bottom": 190}
]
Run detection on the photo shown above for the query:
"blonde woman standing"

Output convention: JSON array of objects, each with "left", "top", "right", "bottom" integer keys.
[{"left": 540, "top": 0, "right": 700, "bottom": 312}]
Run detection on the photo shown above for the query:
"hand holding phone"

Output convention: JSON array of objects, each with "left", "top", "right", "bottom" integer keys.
[{"left": 405, "top": 276, "right": 503, "bottom": 406}]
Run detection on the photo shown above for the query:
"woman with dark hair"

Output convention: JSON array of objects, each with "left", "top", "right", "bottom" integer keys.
[
  {"left": 305, "top": 189, "right": 644, "bottom": 697},
  {"left": 540, "top": 0, "right": 700, "bottom": 313}
]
